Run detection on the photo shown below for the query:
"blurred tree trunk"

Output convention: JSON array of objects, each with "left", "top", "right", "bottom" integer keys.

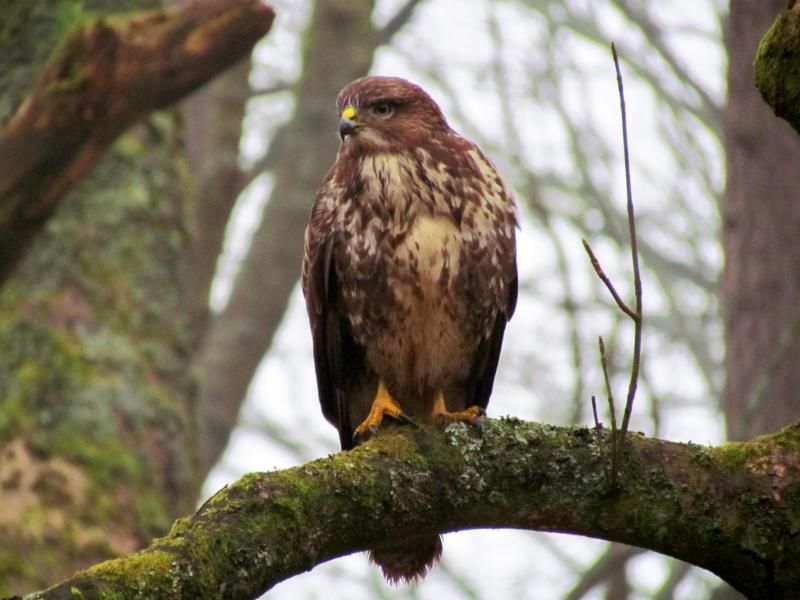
[
  {"left": 715, "top": 3, "right": 800, "bottom": 598},
  {"left": 0, "top": 0, "right": 190, "bottom": 593},
  {"left": 0, "top": 1, "right": 272, "bottom": 595},
  {"left": 183, "top": 58, "right": 253, "bottom": 346},
  {"left": 721, "top": 0, "right": 800, "bottom": 441}
]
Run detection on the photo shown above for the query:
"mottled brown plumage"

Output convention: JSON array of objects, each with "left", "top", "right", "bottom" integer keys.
[{"left": 302, "top": 76, "right": 517, "bottom": 583}]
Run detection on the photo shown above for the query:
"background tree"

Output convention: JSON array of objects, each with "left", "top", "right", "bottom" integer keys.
[{"left": 0, "top": 0, "right": 277, "bottom": 593}]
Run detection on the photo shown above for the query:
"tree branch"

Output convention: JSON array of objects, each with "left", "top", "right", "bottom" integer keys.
[
  {"left": 29, "top": 419, "right": 800, "bottom": 599},
  {"left": 377, "top": 0, "right": 425, "bottom": 44},
  {"left": 0, "top": 0, "right": 274, "bottom": 286},
  {"left": 755, "top": 3, "right": 800, "bottom": 135}
]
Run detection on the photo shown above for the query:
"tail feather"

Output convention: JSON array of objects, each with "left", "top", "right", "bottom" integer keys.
[{"left": 369, "top": 535, "right": 443, "bottom": 584}]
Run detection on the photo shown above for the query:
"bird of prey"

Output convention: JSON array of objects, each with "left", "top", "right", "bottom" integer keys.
[{"left": 302, "top": 75, "right": 518, "bottom": 583}]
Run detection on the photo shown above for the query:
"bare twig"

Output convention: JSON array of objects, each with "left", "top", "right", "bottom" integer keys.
[
  {"left": 584, "top": 43, "right": 644, "bottom": 490},
  {"left": 653, "top": 560, "right": 693, "bottom": 600},
  {"left": 599, "top": 336, "right": 618, "bottom": 486},
  {"left": 582, "top": 239, "right": 639, "bottom": 320},
  {"left": 565, "top": 544, "right": 641, "bottom": 600},
  {"left": 591, "top": 395, "right": 602, "bottom": 435},
  {"left": 377, "top": 0, "right": 425, "bottom": 44},
  {"left": 613, "top": 41, "right": 644, "bottom": 446},
  {"left": 250, "top": 80, "right": 295, "bottom": 96}
]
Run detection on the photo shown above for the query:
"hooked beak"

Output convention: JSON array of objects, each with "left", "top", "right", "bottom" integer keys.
[
  {"left": 338, "top": 105, "right": 358, "bottom": 140},
  {"left": 338, "top": 117, "right": 358, "bottom": 140}
]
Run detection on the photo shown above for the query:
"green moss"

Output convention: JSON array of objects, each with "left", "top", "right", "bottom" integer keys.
[
  {"left": 0, "top": 550, "right": 35, "bottom": 592},
  {"left": 707, "top": 440, "right": 755, "bottom": 473},
  {"left": 755, "top": 9, "right": 800, "bottom": 134},
  {"left": 135, "top": 491, "right": 173, "bottom": 540},
  {"left": 79, "top": 549, "right": 179, "bottom": 598},
  {"left": 709, "top": 424, "right": 800, "bottom": 474},
  {"left": 55, "top": 1, "right": 96, "bottom": 32}
]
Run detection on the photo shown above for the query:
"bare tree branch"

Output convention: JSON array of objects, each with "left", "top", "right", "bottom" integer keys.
[
  {"left": 377, "top": 0, "right": 425, "bottom": 44},
  {"left": 0, "top": 0, "right": 274, "bottom": 287},
  {"left": 31, "top": 419, "right": 800, "bottom": 599},
  {"left": 565, "top": 544, "right": 641, "bottom": 600},
  {"left": 653, "top": 560, "right": 694, "bottom": 600},
  {"left": 611, "top": 42, "right": 644, "bottom": 461}
]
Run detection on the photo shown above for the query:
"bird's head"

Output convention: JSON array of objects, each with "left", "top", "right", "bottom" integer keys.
[{"left": 335, "top": 76, "right": 449, "bottom": 153}]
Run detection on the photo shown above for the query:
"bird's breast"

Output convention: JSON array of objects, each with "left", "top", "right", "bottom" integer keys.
[{"left": 394, "top": 215, "right": 461, "bottom": 296}]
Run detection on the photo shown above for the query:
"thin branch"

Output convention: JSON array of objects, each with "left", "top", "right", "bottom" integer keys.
[
  {"left": 565, "top": 544, "right": 641, "bottom": 600},
  {"left": 611, "top": 0, "right": 723, "bottom": 130},
  {"left": 0, "top": 0, "right": 274, "bottom": 287},
  {"left": 250, "top": 80, "right": 295, "bottom": 96},
  {"left": 599, "top": 336, "right": 618, "bottom": 487},
  {"left": 584, "top": 44, "right": 644, "bottom": 490},
  {"left": 582, "top": 239, "right": 639, "bottom": 320},
  {"left": 377, "top": 0, "right": 425, "bottom": 44},
  {"left": 613, "top": 42, "right": 644, "bottom": 446},
  {"left": 591, "top": 395, "right": 602, "bottom": 436},
  {"left": 653, "top": 560, "right": 694, "bottom": 600}
]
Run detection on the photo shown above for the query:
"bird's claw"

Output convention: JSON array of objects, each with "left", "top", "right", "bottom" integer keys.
[
  {"left": 353, "top": 410, "right": 415, "bottom": 445},
  {"left": 434, "top": 405, "right": 485, "bottom": 426}
]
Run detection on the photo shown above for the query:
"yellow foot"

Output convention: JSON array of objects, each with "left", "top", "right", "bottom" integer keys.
[
  {"left": 431, "top": 391, "right": 485, "bottom": 425},
  {"left": 353, "top": 381, "right": 412, "bottom": 444}
]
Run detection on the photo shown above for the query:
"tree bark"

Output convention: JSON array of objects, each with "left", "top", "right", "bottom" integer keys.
[
  {"left": 755, "top": 2, "right": 800, "bottom": 137},
  {"left": 0, "top": 2, "right": 273, "bottom": 595},
  {"left": 27, "top": 419, "right": 800, "bottom": 600},
  {"left": 0, "top": 0, "right": 274, "bottom": 286},
  {"left": 721, "top": 0, "right": 800, "bottom": 440}
]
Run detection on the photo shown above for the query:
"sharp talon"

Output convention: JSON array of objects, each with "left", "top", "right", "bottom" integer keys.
[
  {"left": 473, "top": 414, "right": 486, "bottom": 431},
  {"left": 352, "top": 381, "right": 408, "bottom": 444},
  {"left": 394, "top": 411, "right": 417, "bottom": 426},
  {"left": 432, "top": 394, "right": 485, "bottom": 426}
]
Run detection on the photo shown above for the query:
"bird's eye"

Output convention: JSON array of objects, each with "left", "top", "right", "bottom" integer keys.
[{"left": 371, "top": 102, "right": 394, "bottom": 117}]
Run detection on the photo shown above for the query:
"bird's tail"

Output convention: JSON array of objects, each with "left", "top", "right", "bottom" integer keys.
[{"left": 369, "top": 535, "right": 443, "bottom": 584}]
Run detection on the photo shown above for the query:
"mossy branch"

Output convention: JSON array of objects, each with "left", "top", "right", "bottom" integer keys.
[
  {"left": 755, "top": 2, "right": 800, "bottom": 135},
  {"left": 25, "top": 418, "right": 800, "bottom": 600},
  {"left": 0, "top": 0, "right": 274, "bottom": 286}
]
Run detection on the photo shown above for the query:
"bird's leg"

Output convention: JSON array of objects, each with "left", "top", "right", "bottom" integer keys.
[
  {"left": 431, "top": 391, "right": 485, "bottom": 425},
  {"left": 353, "top": 380, "right": 412, "bottom": 443}
]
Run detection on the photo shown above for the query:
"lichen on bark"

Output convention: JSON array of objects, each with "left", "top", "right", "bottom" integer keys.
[
  {"left": 26, "top": 420, "right": 800, "bottom": 600},
  {"left": 0, "top": 117, "right": 194, "bottom": 594},
  {"left": 755, "top": 6, "right": 800, "bottom": 135}
]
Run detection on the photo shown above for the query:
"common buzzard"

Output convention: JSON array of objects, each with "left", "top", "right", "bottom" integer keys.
[{"left": 302, "top": 76, "right": 518, "bottom": 583}]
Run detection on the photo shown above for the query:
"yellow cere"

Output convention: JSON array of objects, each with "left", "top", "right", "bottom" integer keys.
[{"left": 341, "top": 105, "right": 357, "bottom": 121}]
